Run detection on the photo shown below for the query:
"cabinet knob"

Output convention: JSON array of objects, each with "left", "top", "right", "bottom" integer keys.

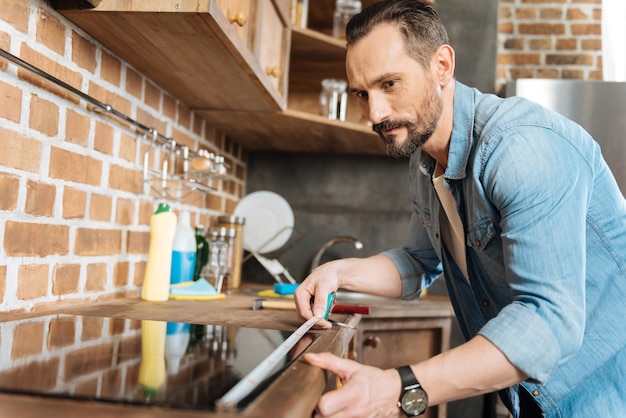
[
  {"left": 265, "top": 66, "right": 282, "bottom": 78},
  {"left": 228, "top": 11, "right": 247, "bottom": 27},
  {"left": 362, "top": 336, "right": 381, "bottom": 349}
]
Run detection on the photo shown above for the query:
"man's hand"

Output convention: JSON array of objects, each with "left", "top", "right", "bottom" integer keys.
[
  {"left": 304, "top": 352, "right": 403, "bottom": 418},
  {"left": 294, "top": 260, "right": 343, "bottom": 329}
]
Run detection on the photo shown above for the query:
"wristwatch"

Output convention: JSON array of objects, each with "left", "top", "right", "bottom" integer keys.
[{"left": 396, "top": 365, "right": 428, "bottom": 416}]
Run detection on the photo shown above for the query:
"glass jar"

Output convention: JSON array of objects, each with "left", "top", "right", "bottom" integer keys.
[
  {"left": 218, "top": 226, "right": 236, "bottom": 293},
  {"left": 333, "top": 0, "right": 362, "bottom": 40},
  {"left": 205, "top": 227, "right": 234, "bottom": 294},
  {"left": 217, "top": 215, "right": 245, "bottom": 290},
  {"left": 320, "top": 78, "right": 348, "bottom": 121}
]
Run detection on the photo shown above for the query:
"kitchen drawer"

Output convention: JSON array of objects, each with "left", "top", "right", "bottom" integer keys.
[{"left": 351, "top": 311, "right": 453, "bottom": 418}]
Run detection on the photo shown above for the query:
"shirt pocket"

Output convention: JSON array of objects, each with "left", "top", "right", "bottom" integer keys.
[
  {"left": 466, "top": 218, "right": 496, "bottom": 251},
  {"left": 466, "top": 218, "right": 509, "bottom": 289},
  {"left": 416, "top": 202, "right": 433, "bottom": 229},
  {"left": 416, "top": 205, "right": 438, "bottom": 247}
]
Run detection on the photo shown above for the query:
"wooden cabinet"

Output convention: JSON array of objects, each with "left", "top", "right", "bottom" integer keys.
[
  {"left": 54, "top": 0, "right": 289, "bottom": 112},
  {"left": 351, "top": 297, "right": 454, "bottom": 418},
  {"left": 53, "top": 0, "right": 384, "bottom": 155}
]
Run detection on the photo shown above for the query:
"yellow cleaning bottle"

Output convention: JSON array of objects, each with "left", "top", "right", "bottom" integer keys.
[
  {"left": 138, "top": 319, "right": 167, "bottom": 399},
  {"left": 141, "top": 203, "right": 177, "bottom": 301}
]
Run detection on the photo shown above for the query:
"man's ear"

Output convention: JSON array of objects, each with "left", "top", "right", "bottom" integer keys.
[{"left": 433, "top": 44, "right": 455, "bottom": 86}]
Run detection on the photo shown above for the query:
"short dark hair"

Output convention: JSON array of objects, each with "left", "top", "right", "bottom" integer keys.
[{"left": 346, "top": 0, "right": 449, "bottom": 68}]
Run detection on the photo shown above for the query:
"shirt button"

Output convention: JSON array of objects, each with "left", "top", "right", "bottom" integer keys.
[
  {"left": 476, "top": 240, "right": 481, "bottom": 248},
  {"left": 532, "top": 390, "right": 539, "bottom": 396},
  {"left": 482, "top": 300, "right": 489, "bottom": 307}
]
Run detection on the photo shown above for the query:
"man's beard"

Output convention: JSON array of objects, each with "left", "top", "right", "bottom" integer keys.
[{"left": 372, "top": 83, "right": 443, "bottom": 159}]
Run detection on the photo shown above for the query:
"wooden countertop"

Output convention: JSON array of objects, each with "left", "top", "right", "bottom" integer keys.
[{"left": 0, "top": 288, "right": 453, "bottom": 417}]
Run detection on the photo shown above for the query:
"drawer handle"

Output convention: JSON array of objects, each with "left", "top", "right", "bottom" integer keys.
[
  {"left": 362, "top": 336, "right": 380, "bottom": 348},
  {"left": 228, "top": 11, "right": 247, "bottom": 26},
  {"left": 265, "top": 66, "right": 282, "bottom": 78}
]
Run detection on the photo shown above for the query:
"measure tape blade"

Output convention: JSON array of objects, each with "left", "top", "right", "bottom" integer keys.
[{"left": 217, "top": 315, "right": 320, "bottom": 410}]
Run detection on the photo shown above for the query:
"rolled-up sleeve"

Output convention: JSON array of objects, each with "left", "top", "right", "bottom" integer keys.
[
  {"left": 479, "top": 303, "right": 561, "bottom": 383},
  {"left": 382, "top": 210, "right": 443, "bottom": 300}
]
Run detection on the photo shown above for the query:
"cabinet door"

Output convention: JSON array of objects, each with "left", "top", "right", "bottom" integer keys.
[
  {"left": 213, "top": 0, "right": 289, "bottom": 104},
  {"left": 215, "top": 0, "right": 254, "bottom": 49},
  {"left": 254, "top": 0, "right": 290, "bottom": 97}
]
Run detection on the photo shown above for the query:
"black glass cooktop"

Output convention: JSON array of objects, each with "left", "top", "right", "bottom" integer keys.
[{"left": 0, "top": 314, "right": 319, "bottom": 411}]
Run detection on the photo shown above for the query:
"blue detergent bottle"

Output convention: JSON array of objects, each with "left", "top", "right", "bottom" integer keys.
[{"left": 170, "top": 211, "right": 197, "bottom": 284}]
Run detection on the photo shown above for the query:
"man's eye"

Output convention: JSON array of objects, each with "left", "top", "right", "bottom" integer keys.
[
  {"left": 383, "top": 80, "right": 395, "bottom": 89},
  {"left": 356, "top": 91, "right": 368, "bottom": 99}
]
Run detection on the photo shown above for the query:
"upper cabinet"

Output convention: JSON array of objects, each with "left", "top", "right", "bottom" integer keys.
[
  {"left": 54, "top": 0, "right": 289, "bottom": 111},
  {"left": 54, "top": 0, "right": 383, "bottom": 155}
]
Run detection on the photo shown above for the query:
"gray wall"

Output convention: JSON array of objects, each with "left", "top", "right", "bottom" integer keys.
[
  {"left": 243, "top": 152, "right": 412, "bottom": 281},
  {"left": 437, "top": 0, "right": 499, "bottom": 94}
]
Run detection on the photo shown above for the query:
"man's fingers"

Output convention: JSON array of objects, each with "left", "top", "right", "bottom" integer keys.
[{"left": 304, "top": 352, "right": 358, "bottom": 379}]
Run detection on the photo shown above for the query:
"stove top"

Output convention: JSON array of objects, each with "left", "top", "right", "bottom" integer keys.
[{"left": 0, "top": 313, "right": 319, "bottom": 411}]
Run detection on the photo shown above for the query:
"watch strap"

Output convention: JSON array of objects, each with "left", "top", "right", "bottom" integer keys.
[{"left": 397, "top": 365, "right": 419, "bottom": 389}]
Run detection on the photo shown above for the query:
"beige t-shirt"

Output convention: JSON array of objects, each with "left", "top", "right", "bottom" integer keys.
[{"left": 433, "top": 163, "right": 469, "bottom": 282}]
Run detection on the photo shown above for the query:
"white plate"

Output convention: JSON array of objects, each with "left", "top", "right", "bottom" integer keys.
[{"left": 234, "top": 191, "right": 294, "bottom": 254}]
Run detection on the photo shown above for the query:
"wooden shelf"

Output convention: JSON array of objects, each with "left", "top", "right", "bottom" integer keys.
[
  {"left": 288, "top": 28, "right": 348, "bottom": 91},
  {"left": 198, "top": 108, "right": 383, "bottom": 154}
]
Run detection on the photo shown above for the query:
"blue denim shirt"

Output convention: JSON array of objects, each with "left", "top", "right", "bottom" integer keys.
[{"left": 383, "top": 81, "right": 626, "bottom": 417}]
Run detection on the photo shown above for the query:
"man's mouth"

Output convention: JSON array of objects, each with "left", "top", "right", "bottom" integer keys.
[{"left": 373, "top": 121, "right": 403, "bottom": 137}]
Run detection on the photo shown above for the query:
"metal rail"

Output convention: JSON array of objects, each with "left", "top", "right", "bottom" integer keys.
[
  {"left": 0, "top": 47, "right": 201, "bottom": 157},
  {"left": 0, "top": 46, "right": 234, "bottom": 200}
]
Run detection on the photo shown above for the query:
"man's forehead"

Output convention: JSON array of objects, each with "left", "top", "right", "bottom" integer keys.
[{"left": 346, "top": 27, "right": 415, "bottom": 89}]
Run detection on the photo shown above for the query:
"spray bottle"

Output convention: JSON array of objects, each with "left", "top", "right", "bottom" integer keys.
[{"left": 170, "top": 211, "right": 196, "bottom": 284}]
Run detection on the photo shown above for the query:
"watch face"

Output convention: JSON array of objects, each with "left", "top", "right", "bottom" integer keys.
[{"left": 401, "top": 388, "right": 428, "bottom": 415}]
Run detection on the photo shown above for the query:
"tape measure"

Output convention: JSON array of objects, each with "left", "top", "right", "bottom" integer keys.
[{"left": 216, "top": 293, "right": 335, "bottom": 410}]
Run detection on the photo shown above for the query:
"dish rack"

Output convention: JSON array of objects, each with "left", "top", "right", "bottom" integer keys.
[
  {"left": 243, "top": 225, "right": 298, "bottom": 284},
  {"left": 142, "top": 130, "right": 230, "bottom": 201}
]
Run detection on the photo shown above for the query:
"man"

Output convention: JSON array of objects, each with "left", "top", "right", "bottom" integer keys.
[{"left": 294, "top": 1, "right": 626, "bottom": 417}]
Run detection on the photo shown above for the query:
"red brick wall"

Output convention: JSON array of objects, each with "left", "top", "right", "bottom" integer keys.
[
  {"left": 497, "top": 0, "right": 603, "bottom": 92},
  {"left": 0, "top": 0, "right": 246, "bottom": 313}
]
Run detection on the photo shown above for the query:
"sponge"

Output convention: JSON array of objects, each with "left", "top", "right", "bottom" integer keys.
[{"left": 169, "top": 278, "right": 225, "bottom": 300}]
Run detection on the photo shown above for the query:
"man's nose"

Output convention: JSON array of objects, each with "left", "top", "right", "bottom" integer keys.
[{"left": 366, "top": 93, "right": 390, "bottom": 125}]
